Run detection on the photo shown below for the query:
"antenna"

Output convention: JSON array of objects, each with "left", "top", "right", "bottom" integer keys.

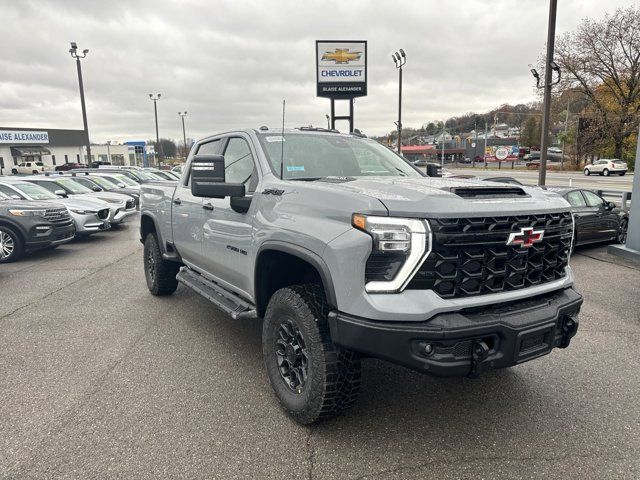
[{"left": 279, "top": 99, "right": 286, "bottom": 179}]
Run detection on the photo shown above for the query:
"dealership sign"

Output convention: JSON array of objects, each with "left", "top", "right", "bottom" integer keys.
[
  {"left": 0, "top": 130, "right": 50, "bottom": 144},
  {"left": 316, "top": 40, "right": 367, "bottom": 98}
]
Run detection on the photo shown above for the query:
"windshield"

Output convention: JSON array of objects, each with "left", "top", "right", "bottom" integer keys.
[
  {"left": 89, "top": 176, "right": 118, "bottom": 189},
  {"left": 14, "top": 183, "right": 58, "bottom": 200},
  {"left": 110, "top": 174, "right": 139, "bottom": 186},
  {"left": 257, "top": 133, "right": 421, "bottom": 180},
  {"left": 55, "top": 178, "right": 93, "bottom": 194}
]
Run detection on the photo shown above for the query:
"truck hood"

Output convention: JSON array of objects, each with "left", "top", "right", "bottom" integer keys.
[
  {"left": 0, "top": 199, "right": 65, "bottom": 210},
  {"left": 303, "top": 176, "right": 570, "bottom": 217}
]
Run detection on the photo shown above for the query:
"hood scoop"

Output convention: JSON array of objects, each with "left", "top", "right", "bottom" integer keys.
[{"left": 448, "top": 186, "right": 528, "bottom": 199}]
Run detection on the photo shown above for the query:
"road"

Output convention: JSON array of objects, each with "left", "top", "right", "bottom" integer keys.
[
  {"left": 444, "top": 167, "right": 633, "bottom": 192},
  {"left": 1, "top": 220, "right": 639, "bottom": 479}
]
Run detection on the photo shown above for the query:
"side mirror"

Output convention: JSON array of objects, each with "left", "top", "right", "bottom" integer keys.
[
  {"left": 605, "top": 201, "right": 616, "bottom": 210},
  {"left": 190, "top": 154, "right": 246, "bottom": 198},
  {"left": 117, "top": 183, "right": 126, "bottom": 188},
  {"left": 92, "top": 186, "right": 102, "bottom": 192},
  {"left": 10, "top": 194, "right": 22, "bottom": 200},
  {"left": 54, "top": 189, "right": 67, "bottom": 197}
]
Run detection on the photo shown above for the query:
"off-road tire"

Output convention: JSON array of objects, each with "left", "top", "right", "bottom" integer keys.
[
  {"left": 0, "top": 225, "right": 24, "bottom": 263},
  {"left": 143, "top": 233, "right": 180, "bottom": 296},
  {"left": 262, "top": 284, "right": 361, "bottom": 424}
]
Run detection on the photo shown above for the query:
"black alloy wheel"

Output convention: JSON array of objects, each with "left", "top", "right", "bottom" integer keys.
[
  {"left": 617, "top": 218, "right": 628, "bottom": 244},
  {"left": 275, "top": 320, "right": 309, "bottom": 393}
]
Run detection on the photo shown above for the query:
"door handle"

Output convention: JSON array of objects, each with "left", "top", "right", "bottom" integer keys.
[
  {"left": 203, "top": 203, "right": 214, "bottom": 211},
  {"left": 173, "top": 198, "right": 182, "bottom": 205}
]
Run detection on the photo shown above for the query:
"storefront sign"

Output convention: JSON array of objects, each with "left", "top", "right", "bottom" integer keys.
[
  {"left": 316, "top": 40, "right": 367, "bottom": 99},
  {"left": 0, "top": 130, "right": 49, "bottom": 144}
]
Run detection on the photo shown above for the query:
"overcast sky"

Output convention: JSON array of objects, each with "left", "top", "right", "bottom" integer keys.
[{"left": 0, "top": 0, "right": 636, "bottom": 143}]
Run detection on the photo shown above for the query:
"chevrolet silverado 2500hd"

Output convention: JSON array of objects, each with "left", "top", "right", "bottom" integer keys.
[{"left": 140, "top": 128, "right": 582, "bottom": 424}]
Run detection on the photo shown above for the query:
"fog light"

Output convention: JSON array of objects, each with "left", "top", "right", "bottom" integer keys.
[
  {"left": 35, "top": 226, "right": 51, "bottom": 230},
  {"left": 424, "top": 343, "right": 434, "bottom": 355}
]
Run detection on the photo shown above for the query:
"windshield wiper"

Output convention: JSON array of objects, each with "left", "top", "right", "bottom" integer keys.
[{"left": 287, "top": 177, "right": 323, "bottom": 181}]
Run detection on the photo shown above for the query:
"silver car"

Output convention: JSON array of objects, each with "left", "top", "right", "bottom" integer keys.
[
  {"left": 0, "top": 180, "right": 111, "bottom": 234},
  {"left": 22, "top": 176, "right": 137, "bottom": 224}
]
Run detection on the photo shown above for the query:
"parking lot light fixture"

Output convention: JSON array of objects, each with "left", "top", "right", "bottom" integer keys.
[
  {"left": 149, "top": 94, "right": 162, "bottom": 166},
  {"left": 178, "top": 112, "right": 188, "bottom": 160},
  {"left": 69, "top": 42, "right": 91, "bottom": 164},
  {"left": 393, "top": 49, "right": 406, "bottom": 154}
]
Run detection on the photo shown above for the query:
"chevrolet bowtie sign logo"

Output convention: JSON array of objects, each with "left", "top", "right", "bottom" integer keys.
[
  {"left": 506, "top": 227, "right": 545, "bottom": 248},
  {"left": 322, "top": 48, "right": 362, "bottom": 64}
]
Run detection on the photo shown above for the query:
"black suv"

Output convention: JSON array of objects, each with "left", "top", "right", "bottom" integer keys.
[{"left": 0, "top": 192, "right": 75, "bottom": 263}]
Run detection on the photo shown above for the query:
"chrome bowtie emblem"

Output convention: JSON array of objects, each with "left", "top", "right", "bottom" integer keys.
[{"left": 506, "top": 227, "right": 545, "bottom": 248}]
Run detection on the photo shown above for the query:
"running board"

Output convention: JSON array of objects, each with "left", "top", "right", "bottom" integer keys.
[{"left": 176, "top": 267, "right": 257, "bottom": 320}]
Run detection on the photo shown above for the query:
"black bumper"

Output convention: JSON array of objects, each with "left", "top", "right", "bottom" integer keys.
[
  {"left": 25, "top": 221, "right": 75, "bottom": 249},
  {"left": 328, "top": 287, "right": 582, "bottom": 377}
]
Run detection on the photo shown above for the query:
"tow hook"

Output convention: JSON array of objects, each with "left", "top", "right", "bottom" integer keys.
[
  {"left": 560, "top": 316, "right": 579, "bottom": 348},
  {"left": 468, "top": 340, "right": 490, "bottom": 378}
]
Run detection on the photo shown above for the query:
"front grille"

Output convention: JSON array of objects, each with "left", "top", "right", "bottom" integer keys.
[
  {"left": 44, "top": 208, "right": 70, "bottom": 223},
  {"left": 406, "top": 212, "right": 573, "bottom": 298},
  {"left": 97, "top": 208, "right": 109, "bottom": 220}
]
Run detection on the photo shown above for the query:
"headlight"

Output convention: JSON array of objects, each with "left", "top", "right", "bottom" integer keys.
[
  {"left": 8, "top": 209, "right": 46, "bottom": 217},
  {"left": 70, "top": 209, "right": 97, "bottom": 215},
  {"left": 352, "top": 214, "right": 431, "bottom": 293}
]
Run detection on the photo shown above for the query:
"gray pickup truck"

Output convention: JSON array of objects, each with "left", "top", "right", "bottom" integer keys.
[{"left": 140, "top": 127, "right": 582, "bottom": 424}]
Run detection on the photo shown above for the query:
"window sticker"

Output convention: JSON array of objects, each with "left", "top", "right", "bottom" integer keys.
[
  {"left": 286, "top": 165, "right": 305, "bottom": 172},
  {"left": 265, "top": 136, "right": 285, "bottom": 142}
]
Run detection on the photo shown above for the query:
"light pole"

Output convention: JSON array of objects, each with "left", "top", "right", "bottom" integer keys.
[
  {"left": 178, "top": 112, "right": 188, "bottom": 161},
  {"left": 531, "top": 0, "right": 560, "bottom": 185},
  {"left": 149, "top": 93, "right": 162, "bottom": 166},
  {"left": 325, "top": 114, "right": 330, "bottom": 129},
  {"left": 393, "top": 49, "right": 406, "bottom": 154},
  {"left": 441, "top": 122, "right": 445, "bottom": 168},
  {"left": 69, "top": 42, "right": 91, "bottom": 164},
  {"left": 106, "top": 140, "right": 111, "bottom": 164}
]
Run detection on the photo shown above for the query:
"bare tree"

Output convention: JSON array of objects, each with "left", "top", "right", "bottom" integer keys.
[{"left": 555, "top": 7, "right": 640, "bottom": 160}]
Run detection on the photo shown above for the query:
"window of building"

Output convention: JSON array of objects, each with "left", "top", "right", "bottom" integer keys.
[
  {"left": 52, "top": 155, "right": 56, "bottom": 165},
  {"left": 13, "top": 156, "right": 18, "bottom": 166},
  {"left": 76, "top": 154, "right": 80, "bottom": 162},
  {"left": 64, "top": 154, "right": 69, "bottom": 164}
]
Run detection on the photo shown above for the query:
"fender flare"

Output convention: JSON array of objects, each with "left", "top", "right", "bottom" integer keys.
[{"left": 255, "top": 240, "right": 337, "bottom": 309}]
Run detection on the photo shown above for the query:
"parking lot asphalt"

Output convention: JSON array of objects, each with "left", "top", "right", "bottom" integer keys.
[{"left": 1, "top": 219, "right": 639, "bottom": 479}]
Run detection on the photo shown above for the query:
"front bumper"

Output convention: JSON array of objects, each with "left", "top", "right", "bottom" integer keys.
[
  {"left": 328, "top": 287, "right": 582, "bottom": 377},
  {"left": 25, "top": 221, "right": 76, "bottom": 249},
  {"left": 110, "top": 207, "right": 137, "bottom": 224}
]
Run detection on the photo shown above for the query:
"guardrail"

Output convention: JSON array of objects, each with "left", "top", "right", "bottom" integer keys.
[{"left": 595, "top": 189, "right": 633, "bottom": 212}]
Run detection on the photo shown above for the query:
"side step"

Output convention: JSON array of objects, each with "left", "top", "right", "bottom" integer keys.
[{"left": 176, "top": 267, "right": 257, "bottom": 320}]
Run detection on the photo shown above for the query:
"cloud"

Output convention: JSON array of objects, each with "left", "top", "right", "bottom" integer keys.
[{"left": 0, "top": 0, "right": 636, "bottom": 142}]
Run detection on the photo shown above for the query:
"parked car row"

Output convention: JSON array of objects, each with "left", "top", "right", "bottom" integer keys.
[{"left": 0, "top": 166, "right": 176, "bottom": 263}]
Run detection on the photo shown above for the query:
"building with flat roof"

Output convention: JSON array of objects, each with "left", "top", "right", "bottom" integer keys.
[{"left": 0, "top": 127, "right": 150, "bottom": 174}]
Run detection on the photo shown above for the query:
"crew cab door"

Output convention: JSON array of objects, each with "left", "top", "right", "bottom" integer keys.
[
  {"left": 171, "top": 140, "right": 223, "bottom": 266},
  {"left": 200, "top": 134, "right": 259, "bottom": 299}
]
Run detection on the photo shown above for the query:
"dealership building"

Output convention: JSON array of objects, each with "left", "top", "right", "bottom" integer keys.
[{"left": 0, "top": 127, "right": 151, "bottom": 174}]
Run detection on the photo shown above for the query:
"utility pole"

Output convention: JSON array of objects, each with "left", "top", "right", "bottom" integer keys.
[
  {"left": 393, "top": 49, "right": 406, "bottom": 154},
  {"left": 538, "top": 0, "right": 558, "bottom": 185},
  {"left": 178, "top": 112, "right": 188, "bottom": 160},
  {"left": 483, "top": 121, "right": 488, "bottom": 168},
  {"left": 149, "top": 93, "right": 162, "bottom": 166},
  {"left": 69, "top": 42, "right": 91, "bottom": 164},
  {"left": 441, "top": 122, "right": 445, "bottom": 168},
  {"left": 106, "top": 140, "right": 111, "bottom": 164},
  {"left": 561, "top": 95, "right": 570, "bottom": 169},
  {"left": 473, "top": 119, "right": 478, "bottom": 167}
]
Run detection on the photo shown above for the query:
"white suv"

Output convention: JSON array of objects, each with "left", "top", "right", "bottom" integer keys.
[
  {"left": 11, "top": 161, "right": 51, "bottom": 175},
  {"left": 584, "top": 159, "right": 628, "bottom": 176}
]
